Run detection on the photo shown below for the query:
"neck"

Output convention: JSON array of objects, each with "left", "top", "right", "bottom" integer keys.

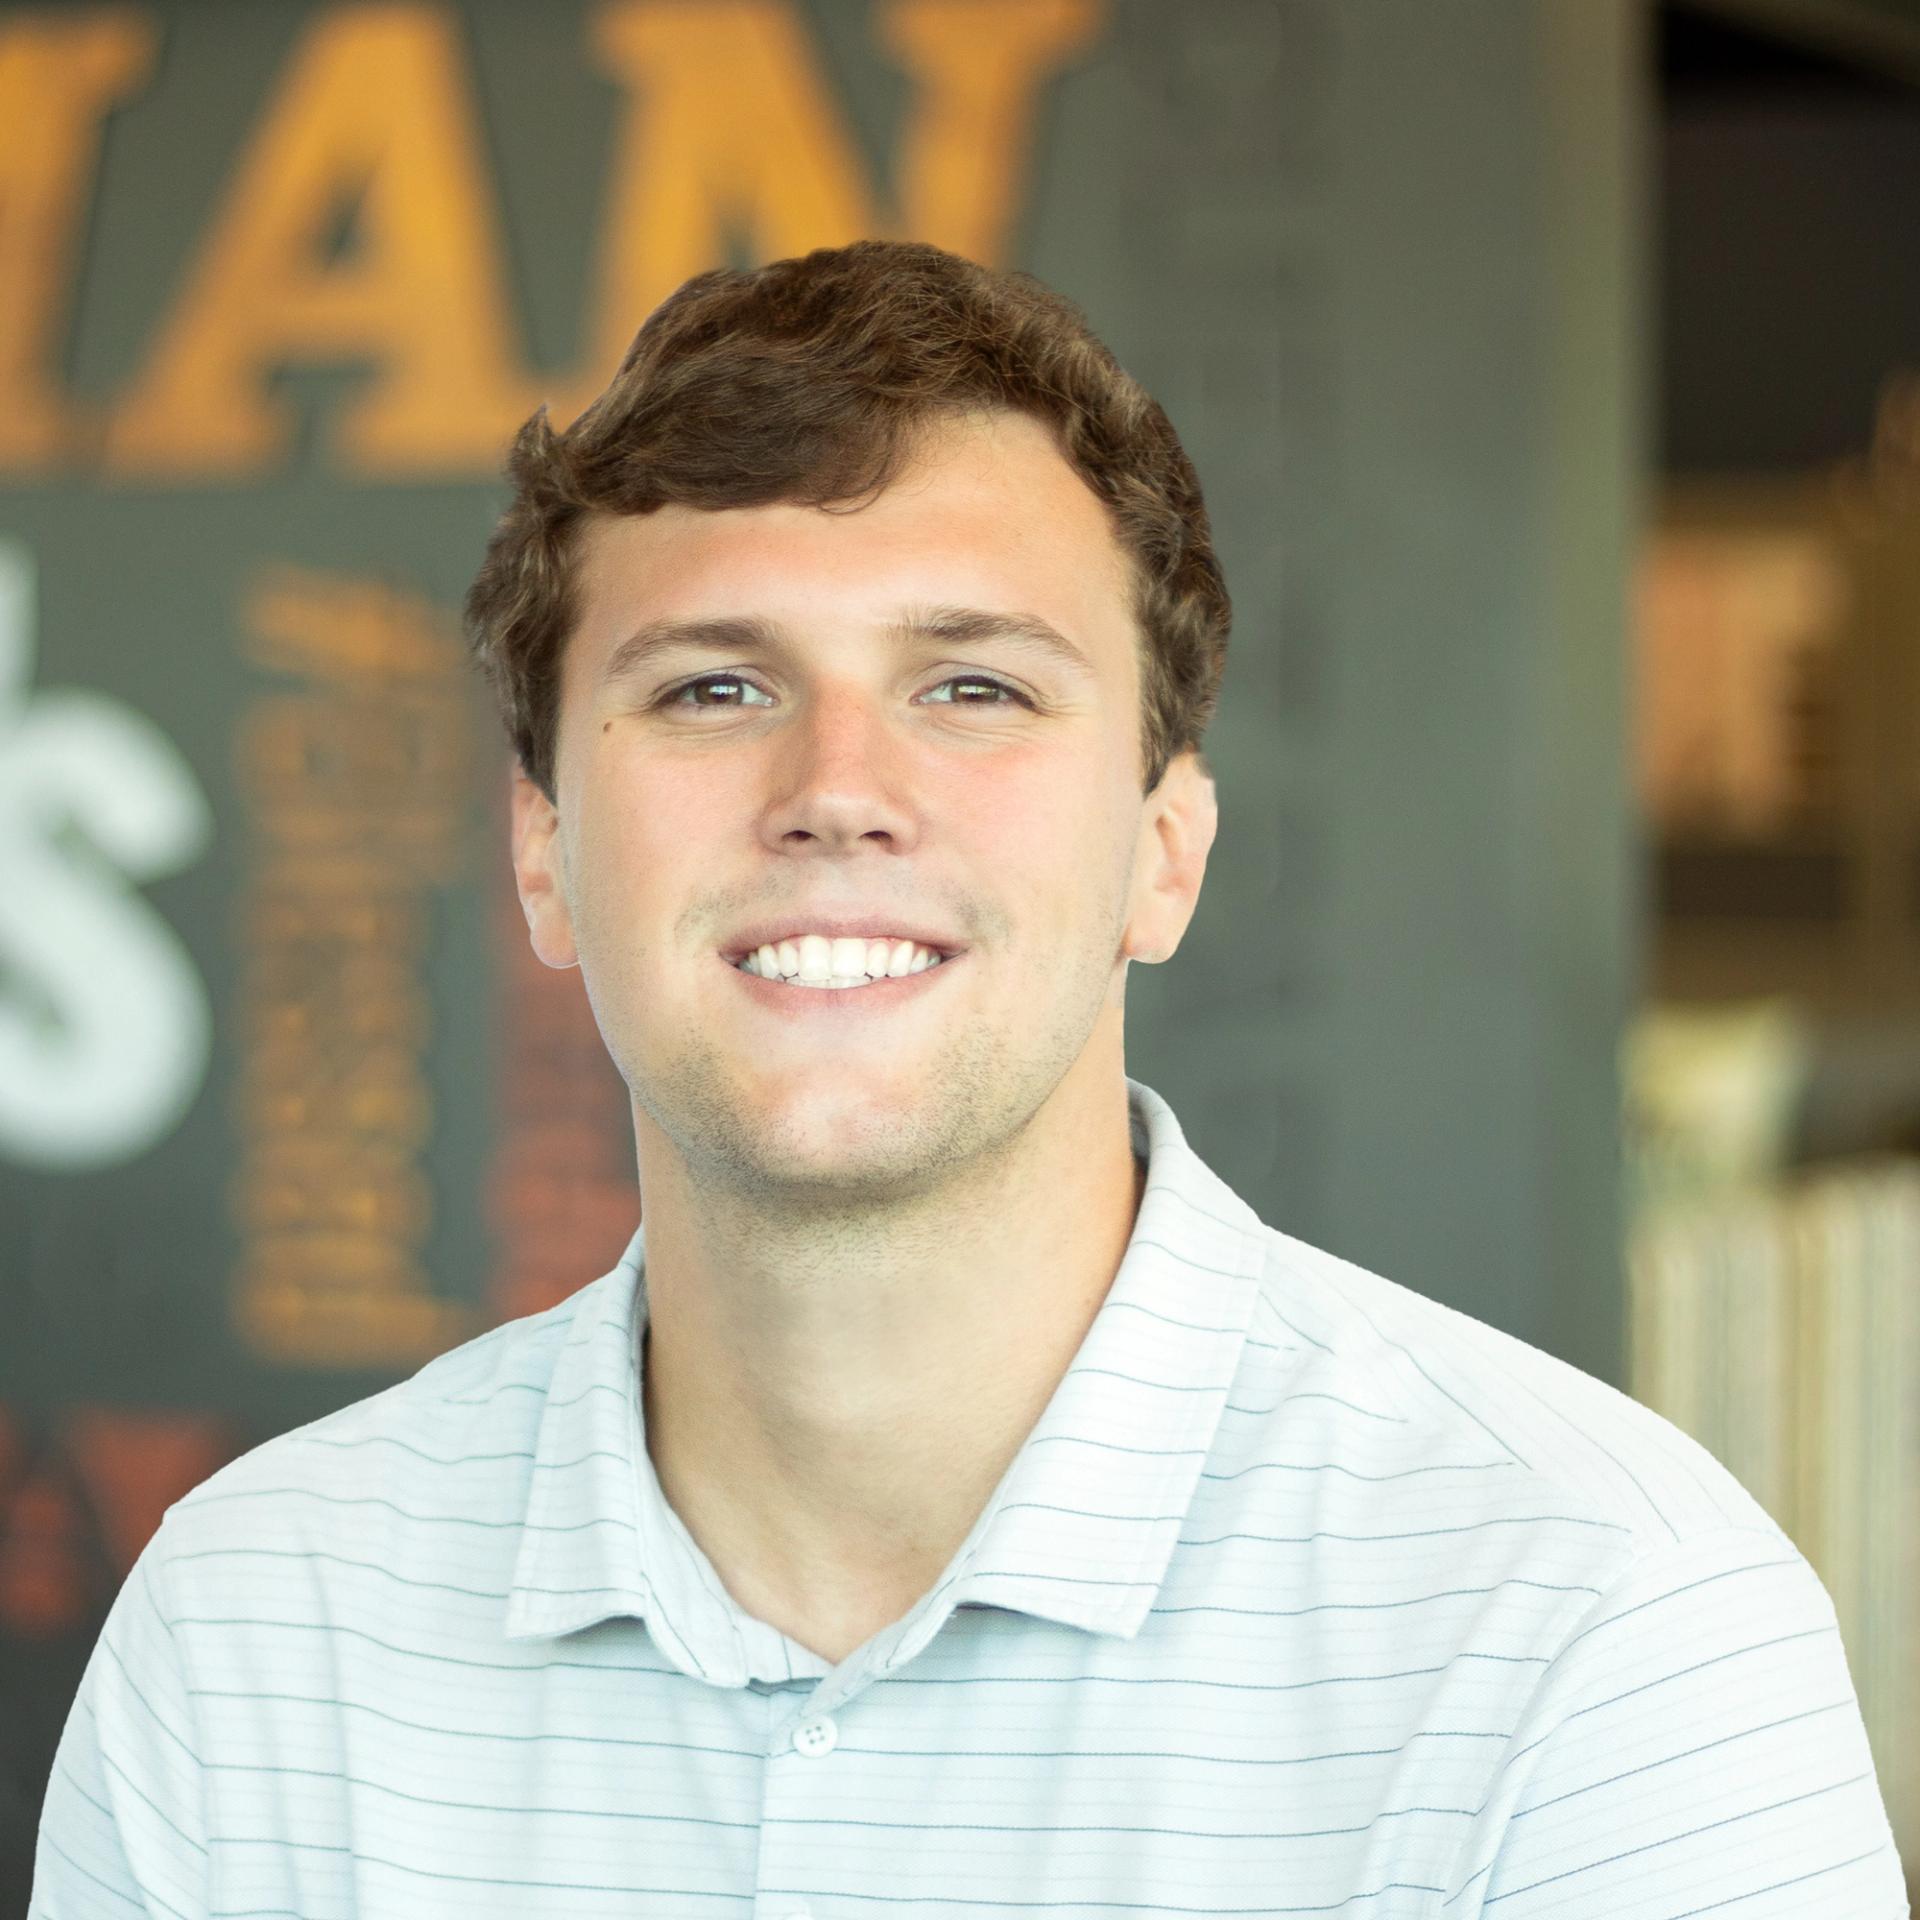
[{"left": 634, "top": 1066, "right": 1146, "bottom": 1665}]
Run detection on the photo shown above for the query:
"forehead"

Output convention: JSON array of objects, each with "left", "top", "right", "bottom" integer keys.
[{"left": 566, "top": 410, "right": 1137, "bottom": 687}]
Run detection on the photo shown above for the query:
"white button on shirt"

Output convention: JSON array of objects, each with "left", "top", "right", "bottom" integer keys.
[{"left": 30, "top": 1078, "right": 1908, "bottom": 1915}]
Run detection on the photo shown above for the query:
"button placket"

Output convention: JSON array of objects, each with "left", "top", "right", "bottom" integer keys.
[{"left": 756, "top": 1695, "right": 841, "bottom": 1915}]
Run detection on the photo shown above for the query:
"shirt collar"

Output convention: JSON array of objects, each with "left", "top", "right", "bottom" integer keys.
[{"left": 505, "top": 1076, "right": 1268, "bottom": 1685}]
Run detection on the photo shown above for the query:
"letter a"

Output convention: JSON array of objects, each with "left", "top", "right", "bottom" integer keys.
[
  {"left": 106, "top": 5, "right": 528, "bottom": 478},
  {"left": 0, "top": 11, "right": 154, "bottom": 471}
]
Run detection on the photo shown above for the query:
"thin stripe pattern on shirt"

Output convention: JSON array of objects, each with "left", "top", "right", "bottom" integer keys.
[{"left": 30, "top": 1077, "right": 1908, "bottom": 1917}]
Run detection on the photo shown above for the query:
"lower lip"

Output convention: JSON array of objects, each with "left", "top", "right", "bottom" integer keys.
[{"left": 721, "top": 951, "right": 962, "bottom": 1014}]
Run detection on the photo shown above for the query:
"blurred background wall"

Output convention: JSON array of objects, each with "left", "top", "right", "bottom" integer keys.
[
  {"left": 1628, "top": 0, "right": 1920, "bottom": 1876},
  {"left": 0, "top": 0, "right": 1915, "bottom": 1909}
]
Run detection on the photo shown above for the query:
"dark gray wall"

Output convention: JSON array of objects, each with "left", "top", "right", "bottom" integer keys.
[{"left": 1123, "top": 0, "right": 1644, "bottom": 1386}]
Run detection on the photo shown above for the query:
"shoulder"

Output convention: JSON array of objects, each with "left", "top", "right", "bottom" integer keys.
[
  {"left": 153, "top": 1277, "right": 600, "bottom": 1568},
  {"left": 1240, "top": 1218, "right": 1786, "bottom": 1562}
]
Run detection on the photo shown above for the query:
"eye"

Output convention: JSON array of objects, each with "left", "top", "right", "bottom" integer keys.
[
  {"left": 652, "top": 668, "right": 1029, "bottom": 714},
  {"left": 922, "top": 675, "right": 1032, "bottom": 708},
  {"left": 657, "top": 674, "right": 774, "bottom": 710}
]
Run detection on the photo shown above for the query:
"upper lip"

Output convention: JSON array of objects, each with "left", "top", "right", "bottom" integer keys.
[{"left": 721, "top": 919, "right": 966, "bottom": 963}]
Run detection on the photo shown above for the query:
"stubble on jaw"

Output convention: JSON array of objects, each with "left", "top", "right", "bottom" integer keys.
[{"left": 624, "top": 880, "right": 1135, "bottom": 1254}]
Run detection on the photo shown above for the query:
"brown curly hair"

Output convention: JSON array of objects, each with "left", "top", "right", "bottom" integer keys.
[{"left": 463, "top": 238, "right": 1231, "bottom": 804}]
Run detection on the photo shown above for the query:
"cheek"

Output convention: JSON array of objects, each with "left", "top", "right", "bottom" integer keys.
[
  {"left": 954, "top": 759, "right": 1131, "bottom": 924},
  {"left": 567, "top": 762, "right": 711, "bottom": 931}
]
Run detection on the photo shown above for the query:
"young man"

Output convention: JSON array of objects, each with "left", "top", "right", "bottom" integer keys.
[{"left": 33, "top": 241, "right": 1905, "bottom": 1917}]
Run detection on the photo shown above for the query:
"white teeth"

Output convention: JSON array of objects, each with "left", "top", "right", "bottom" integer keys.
[{"left": 738, "top": 934, "right": 947, "bottom": 986}]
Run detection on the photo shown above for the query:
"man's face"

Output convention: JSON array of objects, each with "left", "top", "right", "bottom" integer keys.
[{"left": 512, "top": 407, "right": 1214, "bottom": 1207}]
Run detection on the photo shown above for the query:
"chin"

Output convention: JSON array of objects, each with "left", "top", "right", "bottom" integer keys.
[
  {"left": 733, "top": 1133, "right": 944, "bottom": 1203},
  {"left": 749, "top": 1081, "right": 927, "bottom": 1140},
  {"left": 643, "top": 1036, "right": 1003, "bottom": 1181}
]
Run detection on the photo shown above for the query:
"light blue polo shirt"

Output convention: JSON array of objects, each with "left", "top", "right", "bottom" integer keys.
[{"left": 31, "top": 1077, "right": 1906, "bottom": 1917}]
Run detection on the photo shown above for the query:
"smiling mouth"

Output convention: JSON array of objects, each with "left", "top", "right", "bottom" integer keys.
[{"left": 724, "top": 934, "right": 958, "bottom": 988}]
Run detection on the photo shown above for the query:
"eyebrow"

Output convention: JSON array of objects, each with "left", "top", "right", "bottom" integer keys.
[{"left": 596, "top": 604, "right": 1097, "bottom": 689}]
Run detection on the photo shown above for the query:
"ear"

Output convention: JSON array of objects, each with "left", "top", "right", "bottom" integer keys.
[
  {"left": 1122, "top": 751, "right": 1219, "bottom": 966},
  {"left": 510, "top": 765, "right": 580, "bottom": 970}
]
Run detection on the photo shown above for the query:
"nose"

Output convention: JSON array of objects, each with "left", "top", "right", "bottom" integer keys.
[{"left": 757, "top": 678, "right": 920, "bottom": 856}]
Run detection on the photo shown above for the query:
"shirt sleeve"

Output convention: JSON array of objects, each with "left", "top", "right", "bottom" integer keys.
[
  {"left": 27, "top": 1520, "right": 208, "bottom": 1920},
  {"left": 1442, "top": 1525, "right": 1908, "bottom": 1918}
]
